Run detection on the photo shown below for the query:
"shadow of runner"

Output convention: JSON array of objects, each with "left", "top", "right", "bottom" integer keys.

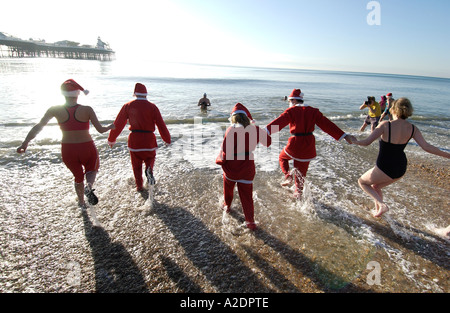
[
  {"left": 241, "top": 245, "right": 302, "bottom": 293},
  {"left": 254, "top": 228, "right": 368, "bottom": 292},
  {"left": 223, "top": 209, "right": 367, "bottom": 292},
  {"left": 152, "top": 202, "right": 273, "bottom": 293},
  {"left": 313, "top": 202, "right": 450, "bottom": 270},
  {"left": 81, "top": 209, "right": 149, "bottom": 293},
  {"left": 160, "top": 256, "right": 203, "bottom": 293}
]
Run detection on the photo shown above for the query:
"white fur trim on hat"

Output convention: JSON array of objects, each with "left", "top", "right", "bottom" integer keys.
[
  {"left": 232, "top": 110, "right": 248, "bottom": 116},
  {"left": 62, "top": 90, "right": 81, "bottom": 97},
  {"left": 288, "top": 93, "right": 304, "bottom": 100},
  {"left": 62, "top": 89, "right": 89, "bottom": 97}
]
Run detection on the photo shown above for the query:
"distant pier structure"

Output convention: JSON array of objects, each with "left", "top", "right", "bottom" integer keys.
[{"left": 0, "top": 33, "right": 115, "bottom": 61}]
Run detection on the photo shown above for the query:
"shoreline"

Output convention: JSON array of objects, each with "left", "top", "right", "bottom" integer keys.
[{"left": 1, "top": 152, "right": 448, "bottom": 294}]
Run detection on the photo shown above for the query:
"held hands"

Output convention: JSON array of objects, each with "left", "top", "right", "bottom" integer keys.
[
  {"left": 102, "top": 123, "right": 115, "bottom": 134},
  {"left": 344, "top": 135, "right": 357, "bottom": 145}
]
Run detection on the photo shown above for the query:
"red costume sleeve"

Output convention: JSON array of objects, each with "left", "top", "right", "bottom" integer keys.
[
  {"left": 154, "top": 107, "right": 171, "bottom": 144},
  {"left": 266, "top": 111, "right": 290, "bottom": 135},
  {"left": 315, "top": 112, "right": 345, "bottom": 141},
  {"left": 215, "top": 127, "right": 231, "bottom": 165},
  {"left": 257, "top": 126, "right": 272, "bottom": 147},
  {"left": 108, "top": 104, "right": 129, "bottom": 144}
]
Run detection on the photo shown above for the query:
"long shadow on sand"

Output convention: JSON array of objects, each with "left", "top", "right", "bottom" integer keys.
[
  {"left": 153, "top": 201, "right": 371, "bottom": 293},
  {"left": 312, "top": 201, "right": 450, "bottom": 270},
  {"left": 228, "top": 211, "right": 369, "bottom": 292},
  {"left": 160, "top": 255, "right": 203, "bottom": 293},
  {"left": 82, "top": 209, "right": 149, "bottom": 293},
  {"left": 152, "top": 202, "right": 274, "bottom": 293}
]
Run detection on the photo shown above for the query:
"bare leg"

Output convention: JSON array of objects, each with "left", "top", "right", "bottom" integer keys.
[
  {"left": 75, "top": 182, "right": 85, "bottom": 207},
  {"left": 360, "top": 122, "right": 368, "bottom": 132},
  {"left": 434, "top": 226, "right": 450, "bottom": 239},
  {"left": 84, "top": 171, "right": 99, "bottom": 206},
  {"left": 85, "top": 171, "right": 97, "bottom": 190},
  {"left": 358, "top": 166, "right": 397, "bottom": 218}
]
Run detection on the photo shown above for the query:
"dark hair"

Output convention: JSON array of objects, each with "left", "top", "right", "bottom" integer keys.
[
  {"left": 290, "top": 98, "right": 304, "bottom": 104},
  {"left": 231, "top": 113, "right": 251, "bottom": 128}
]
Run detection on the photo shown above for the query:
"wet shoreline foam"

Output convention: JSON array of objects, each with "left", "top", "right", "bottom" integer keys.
[{"left": 1, "top": 151, "right": 448, "bottom": 293}]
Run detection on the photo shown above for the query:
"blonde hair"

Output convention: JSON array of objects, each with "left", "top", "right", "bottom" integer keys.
[
  {"left": 231, "top": 113, "right": 251, "bottom": 127},
  {"left": 391, "top": 97, "right": 414, "bottom": 119}
]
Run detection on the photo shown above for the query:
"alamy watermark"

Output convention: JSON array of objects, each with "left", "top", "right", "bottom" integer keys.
[
  {"left": 366, "top": 261, "right": 382, "bottom": 286},
  {"left": 367, "top": 1, "right": 381, "bottom": 26},
  {"left": 66, "top": 261, "right": 81, "bottom": 287}
]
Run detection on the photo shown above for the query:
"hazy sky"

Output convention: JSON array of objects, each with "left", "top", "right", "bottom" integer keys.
[{"left": 1, "top": 0, "right": 449, "bottom": 77}]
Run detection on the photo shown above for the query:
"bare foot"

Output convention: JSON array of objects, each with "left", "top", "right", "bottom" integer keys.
[
  {"left": 281, "top": 176, "right": 293, "bottom": 187},
  {"left": 222, "top": 203, "right": 231, "bottom": 213},
  {"left": 434, "top": 227, "right": 450, "bottom": 239},
  {"left": 373, "top": 203, "right": 389, "bottom": 218}
]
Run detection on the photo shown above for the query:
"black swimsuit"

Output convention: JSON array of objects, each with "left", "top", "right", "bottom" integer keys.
[{"left": 376, "top": 122, "right": 415, "bottom": 179}]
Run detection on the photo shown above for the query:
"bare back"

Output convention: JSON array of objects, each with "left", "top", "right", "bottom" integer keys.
[
  {"left": 50, "top": 104, "right": 93, "bottom": 144},
  {"left": 379, "top": 119, "right": 415, "bottom": 144}
]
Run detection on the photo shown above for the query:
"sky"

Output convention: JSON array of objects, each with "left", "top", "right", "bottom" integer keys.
[{"left": 1, "top": 0, "right": 449, "bottom": 78}]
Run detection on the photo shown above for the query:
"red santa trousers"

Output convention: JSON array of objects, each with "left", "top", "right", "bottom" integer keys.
[
  {"left": 130, "top": 150, "right": 156, "bottom": 190},
  {"left": 223, "top": 175, "right": 254, "bottom": 225},
  {"left": 279, "top": 149, "right": 310, "bottom": 193}
]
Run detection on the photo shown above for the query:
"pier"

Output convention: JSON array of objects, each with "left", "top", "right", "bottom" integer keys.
[{"left": 0, "top": 33, "right": 115, "bottom": 61}]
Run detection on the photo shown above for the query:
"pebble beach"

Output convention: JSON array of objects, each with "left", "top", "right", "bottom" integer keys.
[{"left": 1, "top": 155, "right": 448, "bottom": 294}]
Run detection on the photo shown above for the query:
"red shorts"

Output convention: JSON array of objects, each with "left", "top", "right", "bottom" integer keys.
[{"left": 61, "top": 141, "right": 99, "bottom": 183}]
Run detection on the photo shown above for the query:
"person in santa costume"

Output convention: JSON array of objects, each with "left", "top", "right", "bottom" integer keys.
[
  {"left": 108, "top": 83, "right": 171, "bottom": 192},
  {"left": 216, "top": 103, "right": 271, "bottom": 230},
  {"left": 17, "top": 79, "right": 115, "bottom": 207},
  {"left": 266, "top": 89, "right": 354, "bottom": 199}
]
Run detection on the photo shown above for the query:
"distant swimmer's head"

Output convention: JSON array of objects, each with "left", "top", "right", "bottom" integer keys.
[
  {"left": 133, "top": 83, "right": 148, "bottom": 98},
  {"left": 61, "top": 79, "right": 89, "bottom": 97},
  {"left": 392, "top": 98, "right": 413, "bottom": 119},
  {"left": 204, "top": 93, "right": 207, "bottom": 98}
]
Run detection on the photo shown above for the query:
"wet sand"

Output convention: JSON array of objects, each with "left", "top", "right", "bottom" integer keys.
[{"left": 1, "top": 156, "right": 448, "bottom": 294}]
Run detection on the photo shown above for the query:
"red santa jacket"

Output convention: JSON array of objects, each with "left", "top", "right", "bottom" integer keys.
[
  {"left": 266, "top": 104, "right": 345, "bottom": 161},
  {"left": 108, "top": 99, "right": 171, "bottom": 151},
  {"left": 216, "top": 124, "right": 271, "bottom": 183}
]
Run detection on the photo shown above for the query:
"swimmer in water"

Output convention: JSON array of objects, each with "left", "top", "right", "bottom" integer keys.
[{"left": 198, "top": 93, "right": 211, "bottom": 111}]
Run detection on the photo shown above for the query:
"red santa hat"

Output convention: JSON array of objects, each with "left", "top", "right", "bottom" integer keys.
[
  {"left": 231, "top": 103, "right": 255, "bottom": 123},
  {"left": 386, "top": 93, "right": 393, "bottom": 99},
  {"left": 288, "top": 89, "right": 304, "bottom": 101},
  {"left": 61, "top": 79, "right": 89, "bottom": 97},
  {"left": 133, "top": 83, "right": 148, "bottom": 97}
]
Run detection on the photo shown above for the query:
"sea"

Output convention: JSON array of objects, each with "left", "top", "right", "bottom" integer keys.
[{"left": 0, "top": 58, "right": 449, "bottom": 293}]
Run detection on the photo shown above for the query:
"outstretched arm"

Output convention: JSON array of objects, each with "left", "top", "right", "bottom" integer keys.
[
  {"left": 352, "top": 123, "right": 385, "bottom": 146},
  {"left": 17, "top": 108, "right": 55, "bottom": 153},
  {"left": 413, "top": 127, "right": 450, "bottom": 158},
  {"left": 88, "top": 107, "right": 115, "bottom": 134}
]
